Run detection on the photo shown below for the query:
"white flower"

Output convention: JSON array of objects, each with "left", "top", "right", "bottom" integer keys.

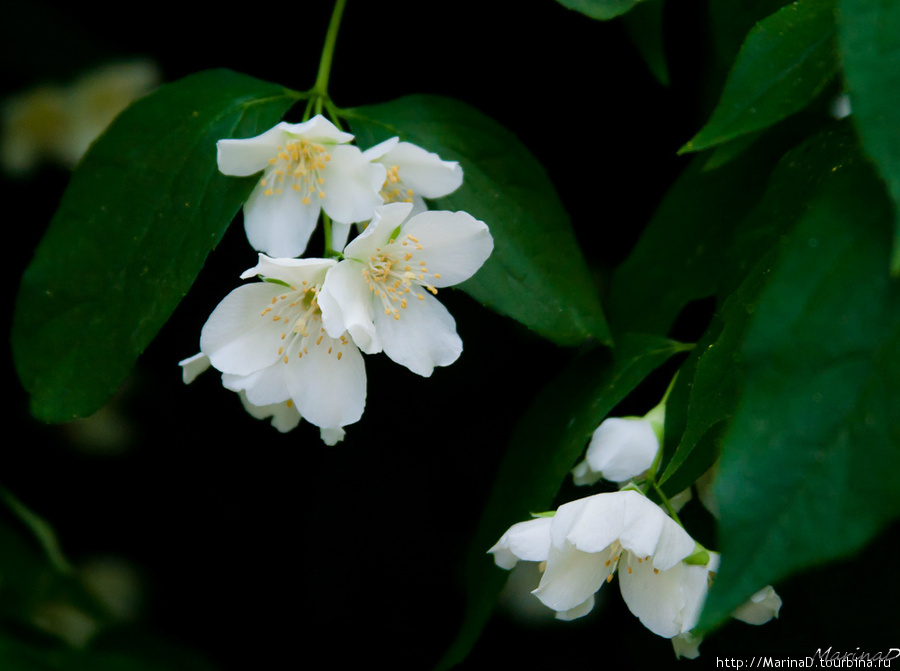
[
  {"left": 216, "top": 116, "right": 385, "bottom": 258},
  {"left": 331, "top": 138, "right": 464, "bottom": 253},
  {"left": 571, "top": 410, "right": 663, "bottom": 486},
  {"left": 318, "top": 202, "right": 493, "bottom": 377},
  {"left": 195, "top": 254, "right": 366, "bottom": 440}
]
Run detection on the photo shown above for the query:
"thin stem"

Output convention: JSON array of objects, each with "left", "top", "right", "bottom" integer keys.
[
  {"left": 323, "top": 214, "right": 334, "bottom": 258},
  {"left": 313, "top": 0, "right": 348, "bottom": 100},
  {"left": 0, "top": 484, "right": 72, "bottom": 574}
]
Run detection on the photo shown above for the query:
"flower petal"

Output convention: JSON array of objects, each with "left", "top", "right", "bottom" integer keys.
[
  {"left": 178, "top": 352, "right": 210, "bottom": 384},
  {"left": 374, "top": 291, "right": 462, "bottom": 377},
  {"left": 222, "top": 363, "right": 290, "bottom": 406},
  {"left": 488, "top": 516, "right": 553, "bottom": 569},
  {"left": 583, "top": 417, "right": 660, "bottom": 483},
  {"left": 318, "top": 260, "right": 381, "bottom": 354},
  {"left": 200, "top": 283, "right": 286, "bottom": 375},
  {"left": 381, "top": 141, "right": 463, "bottom": 198},
  {"left": 533, "top": 541, "right": 614, "bottom": 613},
  {"left": 731, "top": 585, "right": 782, "bottom": 625},
  {"left": 242, "top": 180, "right": 321, "bottom": 258},
  {"left": 216, "top": 124, "right": 287, "bottom": 176},
  {"left": 618, "top": 557, "right": 707, "bottom": 638},
  {"left": 284, "top": 335, "right": 366, "bottom": 429},
  {"left": 400, "top": 210, "right": 493, "bottom": 287},
  {"left": 555, "top": 595, "right": 595, "bottom": 621},
  {"left": 237, "top": 391, "right": 302, "bottom": 433},
  {"left": 281, "top": 115, "right": 354, "bottom": 145},
  {"left": 320, "top": 144, "right": 386, "bottom": 224}
]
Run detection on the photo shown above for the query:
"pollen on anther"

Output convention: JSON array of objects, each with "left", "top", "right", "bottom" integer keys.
[
  {"left": 653, "top": 569, "right": 660, "bottom": 575},
  {"left": 337, "top": 351, "right": 343, "bottom": 360},
  {"left": 283, "top": 355, "right": 289, "bottom": 364},
  {"left": 627, "top": 567, "right": 633, "bottom": 574},
  {"left": 606, "top": 574, "right": 614, "bottom": 584},
  {"left": 286, "top": 399, "right": 293, "bottom": 408}
]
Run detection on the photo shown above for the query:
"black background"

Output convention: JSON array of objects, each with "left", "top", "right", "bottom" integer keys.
[{"left": 3, "top": 1, "right": 898, "bottom": 669}]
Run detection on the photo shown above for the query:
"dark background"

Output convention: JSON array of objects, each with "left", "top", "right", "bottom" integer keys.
[{"left": 3, "top": 1, "right": 897, "bottom": 669}]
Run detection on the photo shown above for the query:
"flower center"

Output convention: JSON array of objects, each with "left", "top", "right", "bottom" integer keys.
[
  {"left": 259, "top": 281, "right": 350, "bottom": 362},
  {"left": 260, "top": 139, "right": 331, "bottom": 205},
  {"left": 379, "top": 165, "right": 415, "bottom": 204},
  {"left": 360, "top": 234, "right": 443, "bottom": 320}
]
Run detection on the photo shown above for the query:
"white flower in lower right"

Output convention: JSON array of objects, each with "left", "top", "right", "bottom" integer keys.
[{"left": 489, "top": 489, "right": 781, "bottom": 657}]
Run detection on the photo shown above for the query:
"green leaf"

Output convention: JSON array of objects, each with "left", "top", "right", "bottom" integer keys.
[
  {"left": 699, "top": 134, "right": 900, "bottom": 632},
  {"left": 345, "top": 95, "right": 610, "bottom": 347},
  {"left": 681, "top": 0, "right": 839, "bottom": 154},
  {"left": 554, "top": 0, "right": 640, "bottom": 20},
  {"left": 12, "top": 69, "right": 302, "bottom": 422},
  {"left": 622, "top": 0, "right": 670, "bottom": 86},
  {"left": 434, "top": 334, "right": 691, "bottom": 670},
  {"left": 606, "top": 138, "right": 784, "bottom": 336},
  {"left": 838, "top": 0, "right": 900, "bottom": 274}
]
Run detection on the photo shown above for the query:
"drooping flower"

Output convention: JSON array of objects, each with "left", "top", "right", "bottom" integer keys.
[
  {"left": 318, "top": 202, "right": 493, "bottom": 377},
  {"left": 572, "top": 403, "right": 665, "bottom": 486},
  {"left": 216, "top": 116, "right": 385, "bottom": 258},
  {"left": 190, "top": 254, "right": 366, "bottom": 442},
  {"left": 489, "top": 493, "right": 782, "bottom": 657}
]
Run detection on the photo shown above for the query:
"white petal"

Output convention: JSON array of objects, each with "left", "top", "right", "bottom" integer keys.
[
  {"left": 320, "top": 144, "right": 386, "bottom": 224},
  {"left": 239, "top": 254, "right": 335, "bottom": 285},
  {"left": 672, "top": 632, "right": 703, "bottom": 659},
  {"left": 178, "top": 352, "right": 210, "bottom": 384},
  {"left": 584, "top": 417, "right": 660, "bottom": 483},
  {"left": 488, "top": 517, "right": 553, "bottom": 569},
  {"left": 200, "top": 284, "right": 285, "bottom": 376},
  {"left": 571, "top": 458, "right": 604, "bottom": 486},
  {"left": 222, "top": 363, "right": 290, "bottom": 407},
  {"left": 318, "top": 260, "right": 381, "bottom": 354},
  {"left": 342, "top": 202, "right": 413, "bottom": 260},
  {"left": 732, "top": 585, "right": 782, "bottom": 625},
  {"left": 381, "top": 141, "right": 463, "bottom": 198},
  {"left": 617, "top": 493, "right": 695, "bottom": 570},
  {"left": 284, "top": 335, "right": 366, "bottom": 430},
  {"left": 330, "top": 221, "right": 353, "bottom": 253},
  {"left": 555, "top": 595, "right": 595, "bottom": 621},
  {"left": 553, "top": 492, "right": 628, "bottom": 553},
  {"left": 361, "top": 136, "right": 399, "bottom": 161},
  {"left": 216, "top": 124, "right": 288, "bottom": 176},
  {"left": 242, "top": 180, "right": 320, "bottom": 257},
  {"left": 619, "top": 557, "right": 709, "bottom": 638},
  {"left": 237, "top": 391, "right": 302, "bottom": 433},
  {"left": 400, "top": 210, "right": 493, "bottom": 287},
  {"left": 374, "top": 290, "right": 462, "bottom": 377},
  {"left": 320, "top": 427, "right": 346, "bottom": 446},
  {"left": 281, "top": 115, "right": 354, "bottom": 145},
  {"left": 533, "top": 541, "right": 614, "bottom": 613}
]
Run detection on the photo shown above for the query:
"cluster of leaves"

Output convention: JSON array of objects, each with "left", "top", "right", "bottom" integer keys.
[{"left": 7, "top": 0, "right": 900, "bottom": 667}]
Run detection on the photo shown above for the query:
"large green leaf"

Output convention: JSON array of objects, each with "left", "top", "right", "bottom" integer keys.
[
  {"left": 698, "top": 134, "right": 900, "bottom": 631},
  {"left": 681, "top": 0, "right": 839, "bottom": 154},
  {"left": 658, "top": 123, "right": 855, "bottom": 493},
  {"left": 12, "top": 69, "right": 302, "bottom": 422},
  {"left": 606, "top": 138, "right": 784, "bottom": 337},
  {"left": 838, "top": 0, "right": 900, "bottom": 273},
  {"left": 344, "top": 95, "right": 610, "bottom": 348},
  {"left": 434, "top": 334, "right": 691, "bottom": 670},
  {"left": 554, "top": 0, "right": 640, "bottom": 20}
]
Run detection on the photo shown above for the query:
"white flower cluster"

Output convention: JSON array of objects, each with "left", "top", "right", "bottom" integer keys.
[
  {"left": 490, "top": 401, "right": 781, "bottom": 658},
  {"left": 180, "top": 115, "right": 493, "bottom": 444}
]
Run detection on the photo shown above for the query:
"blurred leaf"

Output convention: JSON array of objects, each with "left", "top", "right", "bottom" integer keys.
[
  {"left": 434, "top": 334, "right": 691, "bottom": 670},
  {"left": 622, "top": 0, "right": 669, "bottom": 86},
  {"left": 699, "top": 132, "right": 900, "bottom": 632},
  {"left": 681, "top": 0, "right": 839, "bottom": 154},
  {"left": 838, "top": 0, "right": 900, "bottom": 273},
  {"left": 346, "top": 95, "right": 610, "bottom": 347},
  {"left": 12, "top": 69, "right": 302, "bottom": 422},
  {"left": 554, "top": 0, "right": 641, "bottom": 20}
]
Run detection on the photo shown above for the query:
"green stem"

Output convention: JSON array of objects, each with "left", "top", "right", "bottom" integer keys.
[
  {"left": 0, "top": 484, "right": 72, "bottom": 574},
  {"left": 312, "top": 0, "right": 348, "bottom": 102}
]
